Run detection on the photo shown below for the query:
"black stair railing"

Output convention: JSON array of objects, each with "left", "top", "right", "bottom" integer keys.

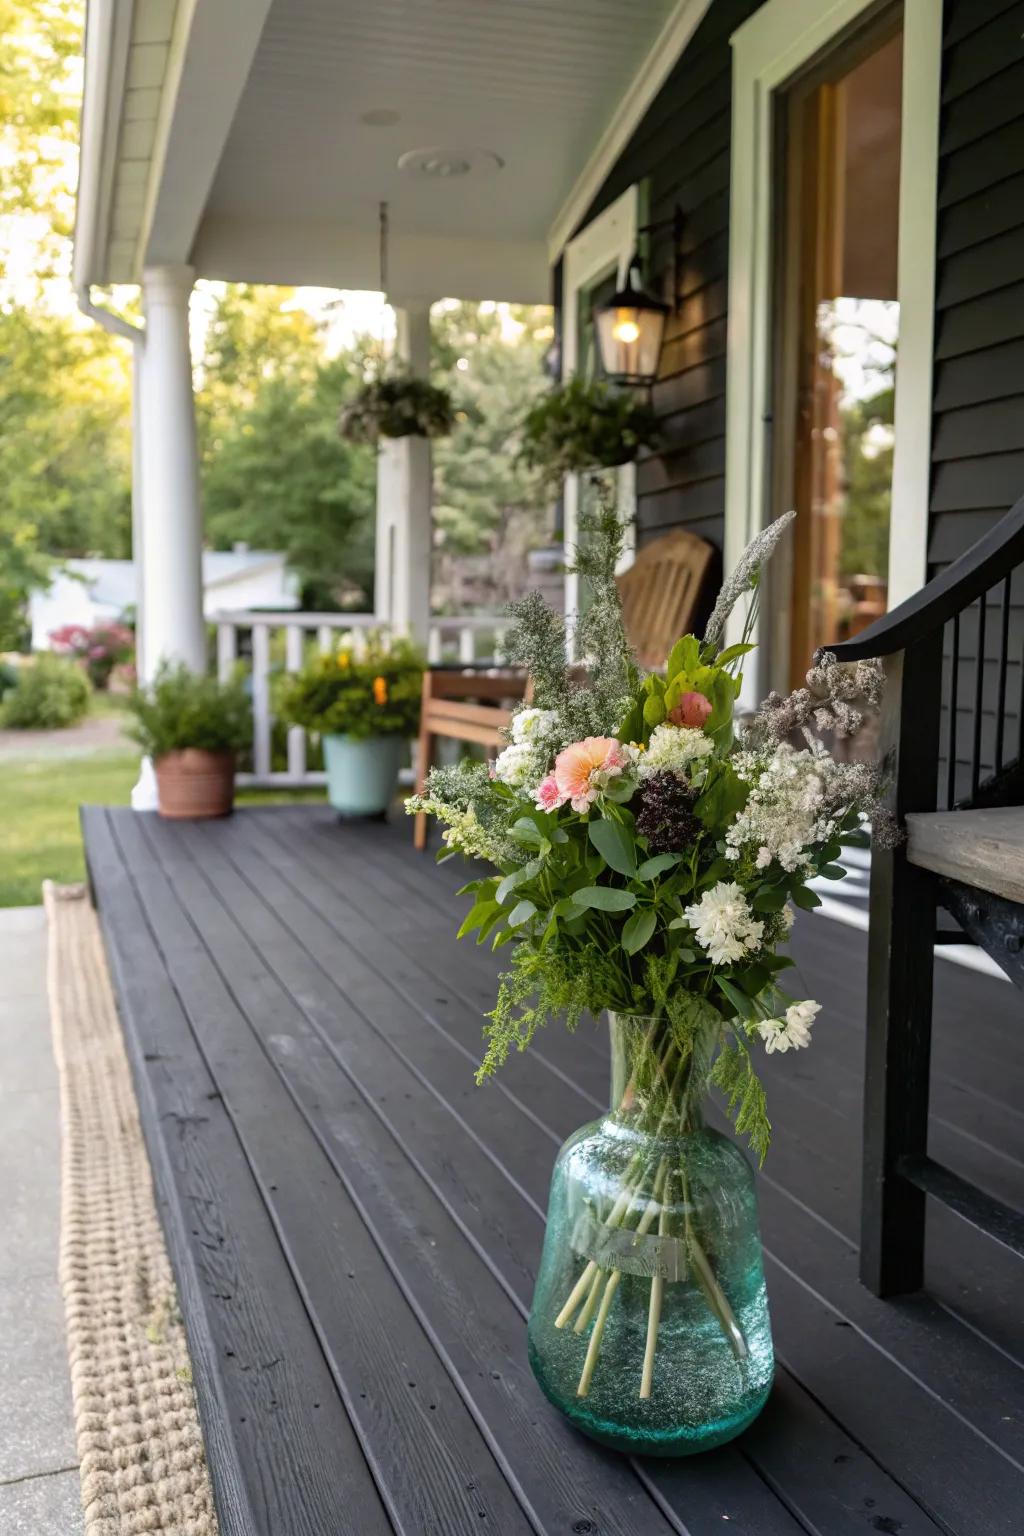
[{"left": 828, "top": 493, "right": 1024, "bottom": 1298}]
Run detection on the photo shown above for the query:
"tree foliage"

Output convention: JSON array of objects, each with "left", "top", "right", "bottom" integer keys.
[{"left": 195, "top": 285, "right": 377, "bottom": 610}]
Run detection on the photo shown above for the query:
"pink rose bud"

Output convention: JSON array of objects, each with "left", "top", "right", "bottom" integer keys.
[{"left": 669, "top": 691, "right": 713, "bottom": 729}]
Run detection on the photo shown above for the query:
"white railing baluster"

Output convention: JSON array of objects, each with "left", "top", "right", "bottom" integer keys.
[
  {"left": 209, "top": 609, "right": 509, "bottom": 789},
  {"left": 251, "top": 623, "right": 272, "bottom": 779},
  {"left": 285, "top": 624, "right": 306, "bottom": 779},
  {"left": 217, "top": 622, "right": 237, "bottom": 683}
]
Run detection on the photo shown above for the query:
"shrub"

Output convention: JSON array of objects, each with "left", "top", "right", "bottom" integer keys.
[
  {"left": 50, "top": 621, "right": 134, "bottom": 689},
  {"left": 519, "top": 377, "right": 660, "bottom": 488},
  {"left": 0, "top": 654, "right": 91, "bottom": 729},
  {"left": 277, "top": 634, "right": 423, "bottom": 739},
  {"left": 0, "top": 660, "right": 18, "bottom": 699},
  {"left": 126, "top": 664, "right": 252, "bottom": 760}
]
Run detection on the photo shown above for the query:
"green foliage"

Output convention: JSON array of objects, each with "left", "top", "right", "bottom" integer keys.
[
  {"left": 709, "top": 1038, "right": 771, "bottom": 1164},
  {"left": 277, "top": 636, "right": 423, "bottom": 740},
  {"left": 126, "top": 664, "right": 251, "bottom": 759},
  {"left": 0, "top": 653, "right": 90, "bottom": 728},
  {"left": 840, "top": 385, "right": 894, "bottom": 580},
  {"left": 339, "top": 366, "right": 456, "bottom": 443},
  {"left": 0, "top": 659, "right": 17, "bottom": 697},
  {"left": 196, "top": 287, "right": 376, "bottom": 610},
  {"left": 519, "top": 377, "right": 659, "bottom": 488},
  {"left": 430, "top": 302, "right": 553, "bottom": 569}
]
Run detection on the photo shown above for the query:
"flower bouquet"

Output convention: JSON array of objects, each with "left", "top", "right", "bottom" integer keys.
[{"left": 408, "top": 496, "right": 886, "bottom": 1454}]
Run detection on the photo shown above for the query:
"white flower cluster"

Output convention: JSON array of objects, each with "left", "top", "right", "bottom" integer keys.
[
  {"left": 638, "top": 724, "right": 715, "bottom": 779},
  {"left": 683, "top": 881, "right": 764, "bottom": 966},
  {"left": 492, "top": 707, "right": 559, "bottom": 791},
  {"left": 757, "top": 1000, "right": 820, "bottom": 1054},
  {"left": 726, "top": 742, "right": 838, "bottom": 872}
]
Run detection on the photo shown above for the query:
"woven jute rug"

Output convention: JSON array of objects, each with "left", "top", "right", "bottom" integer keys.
[{"left": 44, "top": 881, "right": 219, "bottom": 1536}]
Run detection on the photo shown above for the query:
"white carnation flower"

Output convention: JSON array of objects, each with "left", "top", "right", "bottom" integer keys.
[
  {"left": 683, "top": 881, "right": 764, "bottom": 967},
  {"left": 638, "top": 723, "right": 715, "bottom": 779},
  {"left": 758, "top": 999, "right": 820, "bottom": 1054}
]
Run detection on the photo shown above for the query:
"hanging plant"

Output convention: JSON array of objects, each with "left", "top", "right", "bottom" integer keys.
[
  {"left": 339, "top": 367, "right": 457, "bottom": 445},
  {"left": 519, "top": 377, "right": 660, "bottom": 488}
]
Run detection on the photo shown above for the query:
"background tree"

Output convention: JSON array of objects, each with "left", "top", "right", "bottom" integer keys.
[
  {"left": 196, "top": 285, "right": 377, "bottom": 610},
  {"left": 431, "top": 300, "right": 555, "bottom": 611}
]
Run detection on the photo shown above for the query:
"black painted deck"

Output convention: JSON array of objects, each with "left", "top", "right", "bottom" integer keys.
[{"left": 82, "top": 804, "right": 1024, "bottom": 1536}]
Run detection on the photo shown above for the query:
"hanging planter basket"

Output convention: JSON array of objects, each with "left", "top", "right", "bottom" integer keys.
[
  {"left": 519, "top": 377, "right": 660, "bottom": 490},
  {"left": 339, "top": 369, "right": 457, "bottom": 445}
]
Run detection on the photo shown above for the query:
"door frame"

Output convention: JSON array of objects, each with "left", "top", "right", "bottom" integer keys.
[
  {"left": 561, "top": 183, "right": 641, "bottom": 633},
  {"left": 723, "top": 0, "right": 942, "bottom": 699}
]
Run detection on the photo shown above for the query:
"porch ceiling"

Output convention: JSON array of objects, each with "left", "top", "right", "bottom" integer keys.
[{"left": 78, "top": 0, "right": 705, "bottom": 303}]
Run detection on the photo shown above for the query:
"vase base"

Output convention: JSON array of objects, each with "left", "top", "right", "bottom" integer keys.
[{"left": 529, "top": 1341, "right": 772, "bottom": 1456}]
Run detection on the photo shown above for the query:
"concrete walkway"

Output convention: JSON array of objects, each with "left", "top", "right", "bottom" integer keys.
[{"left": 0, "top": 907, "right": 83, "bottom": 1533}]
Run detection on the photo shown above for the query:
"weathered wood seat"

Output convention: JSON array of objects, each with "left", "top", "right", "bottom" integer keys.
[
  {"left": 413, "top": 527, "right": 713, "bottom": 848},
  {"left": 906, "top": 807, "right": 1024, "bottom": 905}
]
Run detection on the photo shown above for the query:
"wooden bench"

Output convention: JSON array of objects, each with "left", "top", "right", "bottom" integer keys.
[{"left": 413, "top": 527, "right": 714, "bottom": 848}]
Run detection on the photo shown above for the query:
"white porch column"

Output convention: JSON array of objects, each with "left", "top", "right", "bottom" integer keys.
[
  {"left": 138, "top": 264, "right": 205, "bottom": 680},
  {"left": 374, "top": 302, "right": 433, "bottom": 645}
]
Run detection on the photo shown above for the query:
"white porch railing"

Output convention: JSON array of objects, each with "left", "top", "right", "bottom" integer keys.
[{"left": 213, "top": 610, "right": 509, "bottom": 789}]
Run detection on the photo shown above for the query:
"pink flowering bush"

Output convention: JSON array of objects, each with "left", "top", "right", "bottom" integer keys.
[{"left": 50, "top": 622, "right": 134, "bottom": 690}]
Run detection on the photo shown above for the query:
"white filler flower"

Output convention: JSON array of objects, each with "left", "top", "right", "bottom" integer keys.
[
  {"left": 492, "top": 741, "right": 544, "bottom": 789},
  {"left": 758, "top": 1000, "right": 821, "bottom": 1054},
  {"left": 683, "top": 881, "right": 764, "bottom": 966},
  {"left": 510, "top": 707, "right": 558, "bottom": 745}
]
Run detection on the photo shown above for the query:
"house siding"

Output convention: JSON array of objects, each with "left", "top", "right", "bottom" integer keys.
[
  {"left": 578, "top": 0, "right": 762, "bottom": 570},
  {"left": 576, "top": 0, "right": 1024, "bottom": 587}
]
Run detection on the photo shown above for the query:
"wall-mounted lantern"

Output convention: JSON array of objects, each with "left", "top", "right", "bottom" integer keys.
[{"left": 593, "top": 205, "right": 683, "bottom": 388}]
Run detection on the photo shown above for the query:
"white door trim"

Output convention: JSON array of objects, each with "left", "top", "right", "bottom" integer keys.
[
  {"left": 724, "top": 0, "right": 942, "bottom": 693},
  {"left": 561, "top": 184, "right": 640, "bottom": 630}
]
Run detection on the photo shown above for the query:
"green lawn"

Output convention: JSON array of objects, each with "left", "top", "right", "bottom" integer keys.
[{"left": 0, "top": 747, "right": 325, "bottom": 907}]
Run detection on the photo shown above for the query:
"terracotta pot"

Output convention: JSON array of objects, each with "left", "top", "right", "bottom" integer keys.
[{"left": 154, "top": 749, "right": 236, "bottom": 819}]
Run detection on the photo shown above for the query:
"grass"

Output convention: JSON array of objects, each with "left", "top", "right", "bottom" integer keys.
[{"left": 0, "top": 745, "right": 326, "bottom": 907}]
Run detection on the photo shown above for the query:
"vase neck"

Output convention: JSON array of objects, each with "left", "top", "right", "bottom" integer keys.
[{"left": 607, "top": 1010, "right": 712, "bottom": 1137}]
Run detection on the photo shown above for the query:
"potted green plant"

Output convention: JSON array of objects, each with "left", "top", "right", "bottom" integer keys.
[
  {"left": 126, "top": 663, "right": 251, "bottom": 819},
  {"left": 278, "top": 634, "right": 423, "bottom": 816},
  {"left": 519, "top": 377, "right": 660, "bottom": 489},
  {"left": 339, "top": 367, "right": 457, "bottom": 445}
]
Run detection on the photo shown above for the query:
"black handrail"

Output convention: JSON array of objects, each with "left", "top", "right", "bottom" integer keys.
[{"left": 827, "top": 493, "right": 1024, "bottom": 661}]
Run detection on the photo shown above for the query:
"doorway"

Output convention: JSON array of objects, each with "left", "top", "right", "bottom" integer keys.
[{"left": 775, "top": 18, "right": 903, "bottom": 685}]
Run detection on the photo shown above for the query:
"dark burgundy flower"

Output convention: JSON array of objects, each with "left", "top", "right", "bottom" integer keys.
[{"left": 634, "top": 771, "right": 702, "bottom": 853}]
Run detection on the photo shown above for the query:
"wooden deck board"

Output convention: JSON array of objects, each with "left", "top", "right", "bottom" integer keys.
[{"left": 83, "top": 805, "right": 1024, "bottom": 1536}]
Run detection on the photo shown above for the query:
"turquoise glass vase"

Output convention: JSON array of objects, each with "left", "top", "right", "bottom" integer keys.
[{"left": 527, "top": 1011, "right": 774, "bottom": 1455}]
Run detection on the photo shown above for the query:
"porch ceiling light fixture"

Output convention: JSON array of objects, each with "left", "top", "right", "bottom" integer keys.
[
  {"left": 397, "top": 147, "right": 504, "bottom": 179},
  {"left": 593, "top": 205, "right": 683, "bottom": 388}
]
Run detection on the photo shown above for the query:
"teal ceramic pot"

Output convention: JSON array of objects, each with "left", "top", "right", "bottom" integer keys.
[
  {"left": 322, "top": 733, "right": 405, "bottom": 817},
  {"left": 527, "top": 1010, "right": 774, "bottom": 1455}
]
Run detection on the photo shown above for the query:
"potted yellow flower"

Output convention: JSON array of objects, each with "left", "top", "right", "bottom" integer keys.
[{"left": 278, "top": 634, "right": 423, "bottom": 816}]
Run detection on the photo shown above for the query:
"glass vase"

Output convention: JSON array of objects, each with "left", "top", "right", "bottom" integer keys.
[{"left": 527, "top": 1010, "right": 774, "bottom": 1455}]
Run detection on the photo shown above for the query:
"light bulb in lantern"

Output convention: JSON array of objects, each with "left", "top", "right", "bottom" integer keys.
[
  {"left": 593, "top": 263, "right": 670, "bottom": 386},
  {"left": 612, "top": 315, "right": 641, "bottom": 344}
]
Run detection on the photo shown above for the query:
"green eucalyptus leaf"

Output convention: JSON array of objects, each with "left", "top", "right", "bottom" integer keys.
[
  {"left": 716, "top": 976, "right": 758, "bottom": 1020},
  {"left": 574, "top": 886, "right": 637, "bottom": 912},
  {"left": 588, "top": 817, "right": 637, "bottom": 877},
  {"left": 508, "top": 899, "right": 537, "bottom": 927},
  {"left": 752, "top": 885, "right": 787, "bottom": 912},
  {"left": 637, "top": 851, "right": 682, "bottom": 880},
  {"left": 818, "top": 863, "right": 847, "bottom": 880},
  {"left": 621, "top": 908, "right": 657, "bottom": 955},
  {"left": 790, "top": 885, "right": 822, "bottom": 910},
  {"left": 495, "top": 857, "right": 542, "bottom": 905},
  {"left": 509, "top": 817, "right": 545, "bottom": 847}
]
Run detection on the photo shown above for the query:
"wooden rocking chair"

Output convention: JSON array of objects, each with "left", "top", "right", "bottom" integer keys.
[{"left": 413, "top": 527, "right": 714, "bottom": 848}]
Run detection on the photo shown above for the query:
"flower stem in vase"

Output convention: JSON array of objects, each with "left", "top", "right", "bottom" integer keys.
[
  {"left": 639, "top": 1169, "right": 671, "bottom": 1400},
  {"left": 681, "top": 1161, "right": 748, "bottom": 1361}
]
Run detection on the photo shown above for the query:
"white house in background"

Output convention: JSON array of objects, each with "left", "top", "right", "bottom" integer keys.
[{"left": 30, "top": 549, "right": 299, "bottom": 653}]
